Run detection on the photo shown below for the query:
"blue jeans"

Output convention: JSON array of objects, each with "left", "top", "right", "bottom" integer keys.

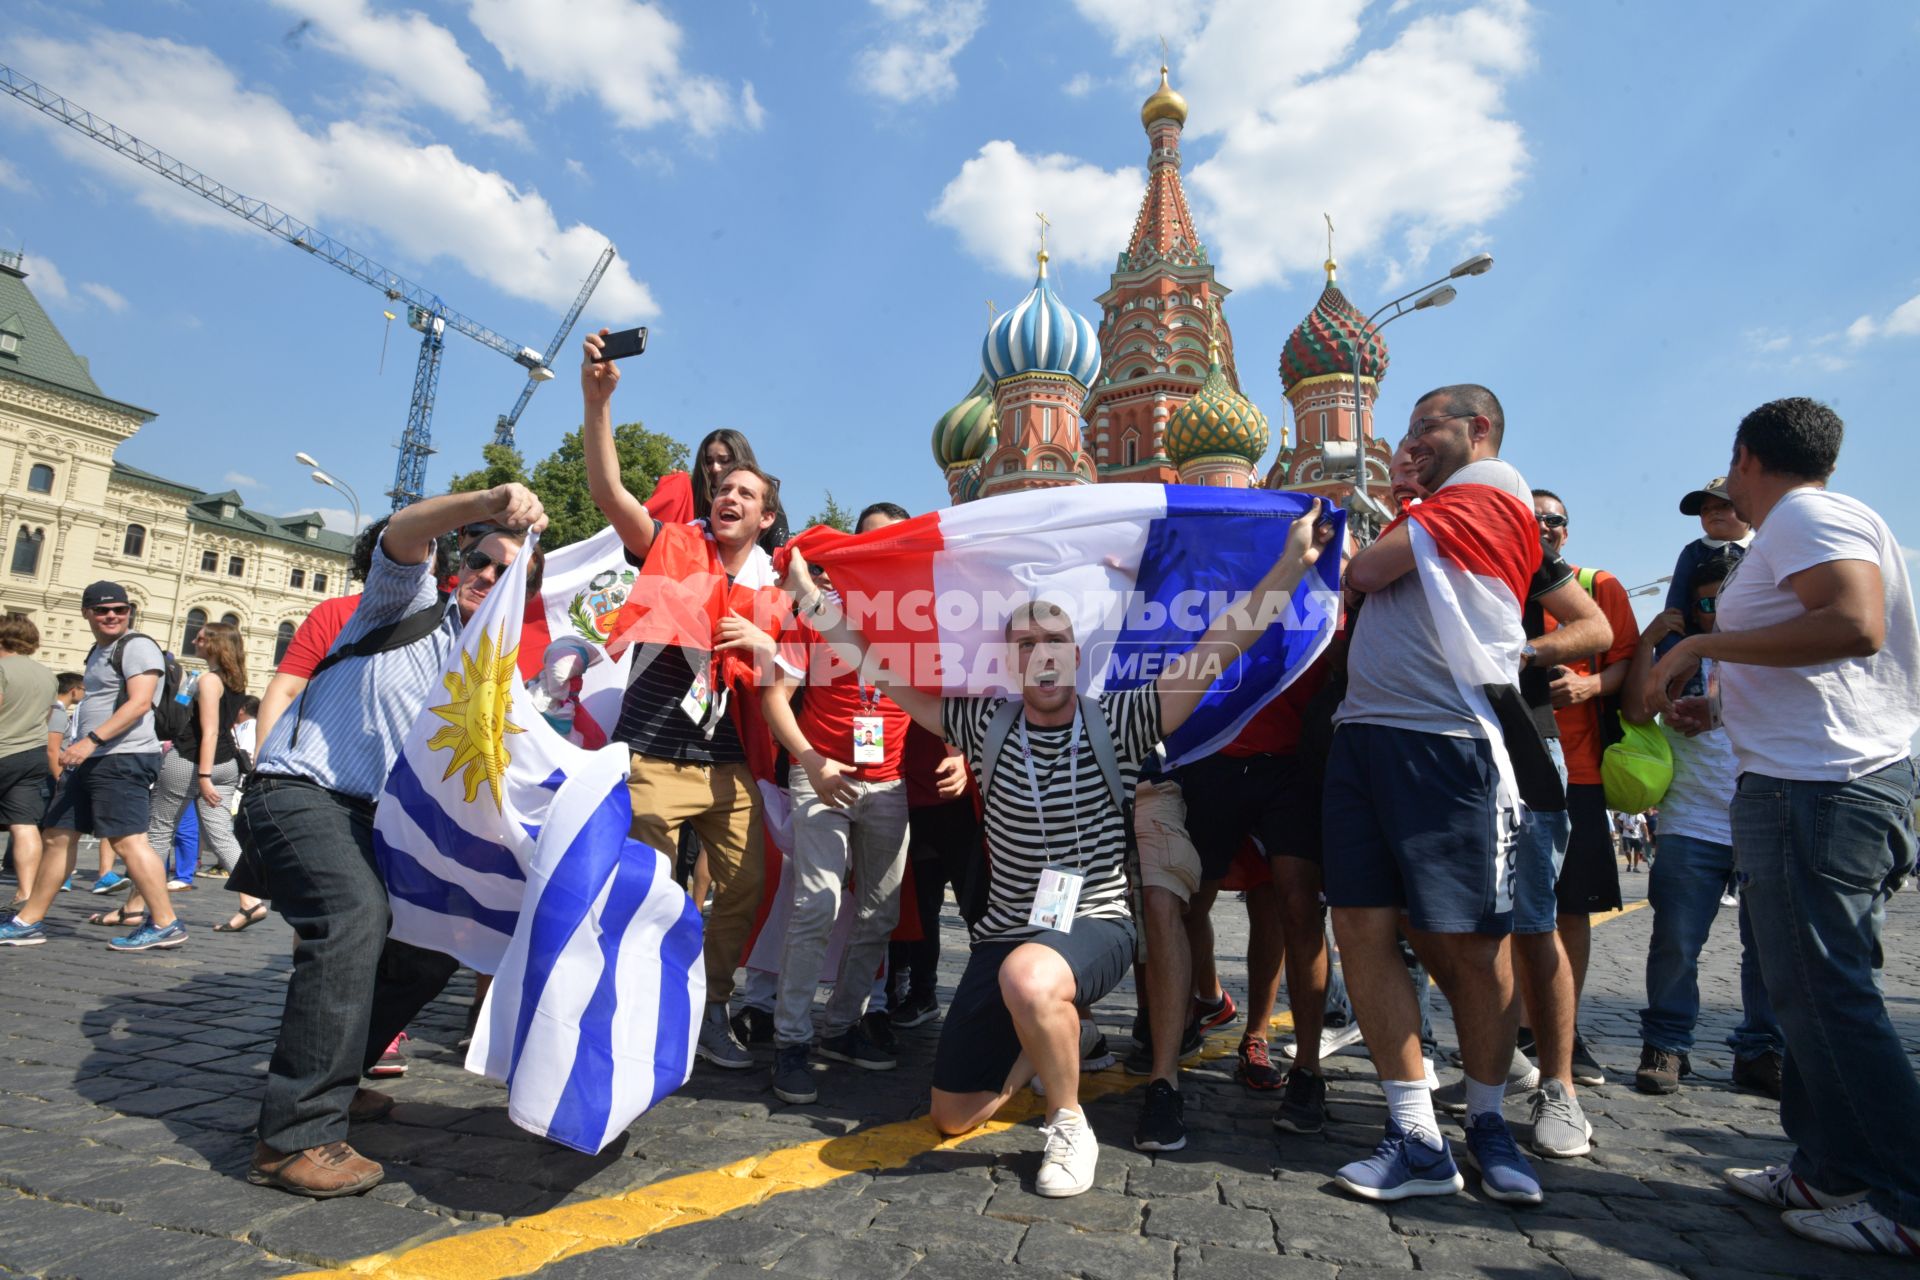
[
  {"left": 1638, "top": 832, "right": 1781, "bottom": 1057},
  {"left": 1514, "top": 739, "right": 1571, "bottom": 934},
  {"left": 1732, "top": 760, "right": 1920, "bottom": 1226}
]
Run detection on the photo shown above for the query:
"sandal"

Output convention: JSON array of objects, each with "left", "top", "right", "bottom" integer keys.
[
  {"left": 87, "top": 907, "right": 148, "bottom": 928},
  {"left": 213, "top": 904, "right": 270, "bottom": 932}
]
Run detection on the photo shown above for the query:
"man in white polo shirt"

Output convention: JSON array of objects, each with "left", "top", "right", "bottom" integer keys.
[{"left": 1651, "top": 396, "right": 1920, "bottom": 1260}]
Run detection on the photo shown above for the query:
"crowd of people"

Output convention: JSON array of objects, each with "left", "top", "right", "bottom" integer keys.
[{"left": 0, "top": 352, "right": 1914, "bottom": 1261}]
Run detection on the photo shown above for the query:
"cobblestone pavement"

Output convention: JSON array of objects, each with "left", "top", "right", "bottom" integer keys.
[{"left": 2, "top": 864, "right": 1917, "bottom": 1278}]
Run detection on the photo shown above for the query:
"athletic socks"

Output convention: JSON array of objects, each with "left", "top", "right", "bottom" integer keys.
[
  {"left": 1382, "top": 1078, "right": 1443, "bottom": 1149},
  {"left": 1463, "top": 1074, "right": 1507, "bottom": 1121}
]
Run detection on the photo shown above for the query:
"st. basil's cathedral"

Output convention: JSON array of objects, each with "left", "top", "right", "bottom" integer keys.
[{"left": 930, "top": 67, "right": 1395, "bottom": 509}]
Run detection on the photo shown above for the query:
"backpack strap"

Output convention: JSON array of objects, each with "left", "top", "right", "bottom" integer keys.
[
  {"left": 288, "top": 596, "right": 449, "bottom": 748},
  {"left": 108, "top": 633, "right": 159, "bottom": 711},
  {"left": 975, "top": 698, "right": 1026, "bottom": 803},
  {"left": 1076, "top": 694, "right": 1126, "bottom": 814},
  {"left": 1079, "top": 694, "right": 1147, "bottom": 963}
]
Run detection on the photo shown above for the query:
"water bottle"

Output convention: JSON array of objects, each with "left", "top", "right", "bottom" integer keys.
[{"left": 175, "top": 670, "right": 201, "bottom": 707}]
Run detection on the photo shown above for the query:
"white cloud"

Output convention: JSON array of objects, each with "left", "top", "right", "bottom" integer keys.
[
  {"left": 1744, "top": 326, "right": 1851, "bottom": 374},
  {"left": 855, "top": 0, "right": 987, "bottom": 104},
  {"left": 6, "top": 31, "right": 657, "bottom": 319},
  {"left": 0, "top": 156, "right": 29, "bottom": 192},
  {"left": 313, "top": 505, "right": 373, "bottom": 533},
  {"left": 1063, "top": 72, "right": 1096, "bottom": 98},
  {"left": 937, "top": 0, "right": 1532, "bottom": 291},
  {"left": 20, "top": 254, "right": 129, "bottom": 314},
  {"left": 469, "top": 0, "right": 763, "bottom": 137},
  {"left": 224, "top": 471, "right": 262, "bottom": 489},
  {"left": 272, "top": 0, "right": 523, "bottom": 140},
  {"left": 930, "top": 141, "right": 1142, "bottom": 278},
  {"left": 1846, "top": 291, "right": 1920, "bottom": 345}
]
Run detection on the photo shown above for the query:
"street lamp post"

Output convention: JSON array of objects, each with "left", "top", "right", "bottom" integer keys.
[
  {"left": 293, "top": 452, "right": 362, "bottom": 534},
  {"left": 1335, "top": 252, "right": 1495, "bottom": 542}
]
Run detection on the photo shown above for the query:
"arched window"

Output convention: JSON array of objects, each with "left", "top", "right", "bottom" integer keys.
[
  {"left": 181, "top": 608, "right": 208, "bottom": 653},
  {"left": 1123, "top": 435, "right": 1139, "bottom": 467},
  {"left": 219, "top": 612, "right": 240, "bottom": 628},
  {"left": 123, "top": 524, "right": 146, "bottom": 557},
  {"left": 26, "top": 464, "right": 53, "bottom": 494},
  {"left": 9, "top": 526, "right": 44, "bottom": 576},
  {"left": 273, "top": 621, "right": 296, "bottom": 666}
]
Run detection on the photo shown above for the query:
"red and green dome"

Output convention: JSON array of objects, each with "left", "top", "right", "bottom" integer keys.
[{"left": 1278, "top": 277, "right": 1390, "bottom": 392}]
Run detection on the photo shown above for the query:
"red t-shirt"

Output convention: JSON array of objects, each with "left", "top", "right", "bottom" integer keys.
[
  {"left": 1220, "top": 625, "right": 1346, "bottom": 757},
  {"left": 276, "top": 594, "right": 361, "bottom": 680},
  {"left": 778, "top": 617, "right": 910, "bottom": 781},
  {"left": 903, "top": 720, "right": 974, "bottom": 808},
  {"left": 1546, "top": 567, "right": 1638, "bottom": 785}
]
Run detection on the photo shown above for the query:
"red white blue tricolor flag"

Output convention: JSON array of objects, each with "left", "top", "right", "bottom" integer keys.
[
  {"left": 371, "top": 533, "right": 705, "bottom": 1155},
  {"left": 782, "top": 485, "right": 1343, "bottom": 767}
]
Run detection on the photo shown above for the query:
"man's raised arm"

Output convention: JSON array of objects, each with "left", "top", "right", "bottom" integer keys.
[
  {"left": 581, "top": 329, "right": 657, "bottom": 561},
  {"left": 780, "top": 552, "right": 945, "bottom": 738}
]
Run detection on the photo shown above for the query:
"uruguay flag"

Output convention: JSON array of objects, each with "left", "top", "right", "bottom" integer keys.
[
  {"left": 781, "top": 485, "right": 1342, "bottom": 767},
  {"left": 371, "top": 533, "right": 704, "bottom": 1154}
]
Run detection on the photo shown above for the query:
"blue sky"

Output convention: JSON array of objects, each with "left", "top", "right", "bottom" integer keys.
[{"left": 3, "top": 0, "right": 1916, "bottom": 621}]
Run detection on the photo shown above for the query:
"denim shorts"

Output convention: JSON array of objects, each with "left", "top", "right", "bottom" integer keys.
[
  {"left": 42, "top": 752, "right": 161, "bottom": 839},
  {"left": 1322, "top": 723, "right": 1514, "bottom": 936},
  {"left": 930, "top": 915, "right": 1134, "bottom": 1095},
  {"left": 1512, "top": 739, "right": 1571, "bottom": 934},
  {"left": 0, "top": 746, "right": 51, "bottom": 826}
]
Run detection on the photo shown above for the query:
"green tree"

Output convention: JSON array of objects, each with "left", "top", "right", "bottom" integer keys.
[
  {"left": 805, "top": 490, "right": 853, "bottom": 533},
  {"left": 528, "top": 421, "right": 688, "bottom": 550},
  {"left": 446, "top": 442, "right": 528, "bottom": 493}
]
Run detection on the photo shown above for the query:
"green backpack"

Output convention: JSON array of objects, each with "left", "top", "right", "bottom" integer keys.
[{"left": 1572, "top": 568, "right": 1675, "bottom": 811}]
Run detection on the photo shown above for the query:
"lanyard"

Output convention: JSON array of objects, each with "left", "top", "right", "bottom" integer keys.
[{"left": 1018, "top": 705, "right": 1084, "bottom": 869}]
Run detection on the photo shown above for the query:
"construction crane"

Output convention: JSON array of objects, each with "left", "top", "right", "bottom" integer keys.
[
  {"left": 494, "top": 242, "right": 615, "bottom": 448},
  {"left": 0, "top": 61, "right": 604, "bottom": 509}
]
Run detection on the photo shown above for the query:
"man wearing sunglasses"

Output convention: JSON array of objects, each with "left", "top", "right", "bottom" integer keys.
[
  {"left": 2, "top": 581, "right": 179, "bottom": 950},
  {"left": 240, "top": 482, "right": 545, "bottom": 1199}
]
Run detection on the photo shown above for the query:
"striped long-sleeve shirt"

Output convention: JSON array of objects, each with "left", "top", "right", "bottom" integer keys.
[{"left": 253, "top": 543, "right": 461, "bottom": 801}]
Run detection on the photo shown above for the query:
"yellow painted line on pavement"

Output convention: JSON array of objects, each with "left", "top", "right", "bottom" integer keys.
[
  {"left": 300, "top": 897, "right": 1657, "bottom": 1278},
  {"left": 295, "top": 1014, "right": 1291, "bottom": 1280}
]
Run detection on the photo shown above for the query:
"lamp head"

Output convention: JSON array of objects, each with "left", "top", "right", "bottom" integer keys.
[
  {"left": 1413, "top": 285, "right": 1458, "bottom": 310},
  {"left": 310, "top": 470, "right": 335, "bottom": 486},
  {"left": 294, "top": 452, "right": 319, "bottom": 467},
  {"left": 1449, "top": 252, "right": 1494, "bottom": 278}
]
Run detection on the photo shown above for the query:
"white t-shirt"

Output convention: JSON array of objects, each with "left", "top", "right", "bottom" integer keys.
[
  {"left": 1716, "top": 487, "right": 1920, "bottom": 781},
  {"left": 1659, "top": 707, "right": 1738, "bottom": 846}
]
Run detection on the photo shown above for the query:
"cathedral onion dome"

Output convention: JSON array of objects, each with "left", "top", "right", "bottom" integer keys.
[
  {"left": 1141, "top": 65, "right": 1188, "bottom": 130},
  {"left": 1278, "top": 259, "right": 1391, "bottom": 393},
  {"left": 1166, "top": 353, "right": 1270, "bottom": 466},
  {"left": 982, "top": 253, "right": 1102, "bottom": 391},
  {"left": 933, "top": 372, "right": 999, "bottom": 468},
  {"left": 956, "top": 456, "right": 989, "bottom": 503}
]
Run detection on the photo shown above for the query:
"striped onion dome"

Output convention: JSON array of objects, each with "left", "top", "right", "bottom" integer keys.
[
  {"left": 982, "top": 254, "right": 1102, "bottom": 391},
  {"left": 1166, "top": 353, "right": 1270, "bottom": 466},
  {"left": 1278, "top": 265, "right": 1390, "bottom": 392},
  {"left": 932, "top": 372, "right": 999, "bottom": 468}
]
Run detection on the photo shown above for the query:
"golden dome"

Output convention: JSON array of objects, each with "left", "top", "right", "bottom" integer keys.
[{"left": 1140, "top": 65, "right": 1188, "bottom": 130}]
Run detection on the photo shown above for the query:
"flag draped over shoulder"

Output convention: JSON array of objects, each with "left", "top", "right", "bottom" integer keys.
[
  {"left": 371, "top": 532, "right": 704, "bottom": 1154},
  {"left": 779, "top": 485, "right": 1342, "bottom": 767},
  {"left": 1398, "top": 481, "right": 1545, "bottom": 911}
]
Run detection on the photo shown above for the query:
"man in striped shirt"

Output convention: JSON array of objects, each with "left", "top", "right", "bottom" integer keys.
[
  {"left": 242, "top": 482, "right": 546, "bottom": 1199},
  {"left": 777, "top": 504, "right": 1332, "bottom": 1199}
]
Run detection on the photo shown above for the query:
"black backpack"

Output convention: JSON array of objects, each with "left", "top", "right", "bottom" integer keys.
[{"left": 108, "top": 632, "right": 190, "bottom": 742}]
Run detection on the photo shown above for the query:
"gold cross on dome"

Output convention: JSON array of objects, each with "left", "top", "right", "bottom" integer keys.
[
  {"left": 1324, "top": 212, "right": 1335, "bottom": 261},
  {"left": 1035, "top": 211, "right": 1051, "bottom": 257},
  {"left": 1159, "top": 34, "right": 1169, "bottom": 68}
]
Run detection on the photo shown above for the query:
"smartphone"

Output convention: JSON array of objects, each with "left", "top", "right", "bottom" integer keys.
[{"left": 592, "top": 327, "right": 648, "bottom": 361}]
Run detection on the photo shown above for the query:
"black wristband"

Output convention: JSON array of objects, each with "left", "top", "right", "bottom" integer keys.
[
  {"left": 86, "top": 731, "right": 105, "bottom": 747},
  {"left": 197, "top": 773, "right": 212, "bottom": 779}
]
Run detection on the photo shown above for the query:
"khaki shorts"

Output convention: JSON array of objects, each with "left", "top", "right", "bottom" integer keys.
[{"left": 1135, "top": 778, "right": 1201, "bottom": 903}]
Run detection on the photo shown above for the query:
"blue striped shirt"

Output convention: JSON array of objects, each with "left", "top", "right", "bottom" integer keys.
[{"left": 254, "top": 543, "right": 461, "bottom": 801}]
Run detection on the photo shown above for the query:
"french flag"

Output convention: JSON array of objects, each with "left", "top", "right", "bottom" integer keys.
[
  {"left": 1399, "top": 482, "right": 1547, "bottom": 911},
  {"left": 781, "top": 485, "right": 1342, "bottom": 767}
]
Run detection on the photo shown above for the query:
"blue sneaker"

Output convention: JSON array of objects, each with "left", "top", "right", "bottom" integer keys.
[
  {"left": 60, "top": 876, "right": 73, "bottom": 891},
  {"left": 108, "top": 920, "right": 188, "bottom": 952},
  {"left": 1335, "top": 1119, "right": 1464, "bottom": 1202},
  {"left": 0, "top": 916, "right": 47, "bottom": 946},
  {"left": 1463, "top": 1111, "right": 1543, "bottom": 1205},
  {"left": 90, "top": 871, "right": 128, "bottom": 895}
]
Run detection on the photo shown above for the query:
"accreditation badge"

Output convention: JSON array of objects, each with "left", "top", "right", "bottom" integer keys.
[
  {"left": 852, "top": 715, "right": 886, "bottom": 765},
  {"left": 1028, "top": 867, "right": 1084, "bottom": 934}
]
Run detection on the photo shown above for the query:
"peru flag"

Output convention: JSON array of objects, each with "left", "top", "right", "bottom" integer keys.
[
  {"left": 1399, "top": 482, "right": 1546, "bottom": 911},
  {"left": 780, "top": 485, "right": 1342, "bottom": 767}
]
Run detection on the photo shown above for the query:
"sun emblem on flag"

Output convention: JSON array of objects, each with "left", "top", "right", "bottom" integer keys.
[{"left": 426, "top": 625, "right": 526, "bottom": 811}]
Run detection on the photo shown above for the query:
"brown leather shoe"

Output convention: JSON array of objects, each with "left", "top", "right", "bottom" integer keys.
[
  {"left": 348, "top": 1087, "right": 396, "bottom": 1122},
  {"left": 247, "top": 1141, "right": 384, "bottom": 1198}
]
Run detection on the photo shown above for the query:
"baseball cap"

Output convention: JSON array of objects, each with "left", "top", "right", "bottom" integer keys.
[
  {"left": 81, "top": 581, "right": 131, "bottom": 609},
  {"left": 1678, "top": 477, "right": 1731, "bottom": 516}
]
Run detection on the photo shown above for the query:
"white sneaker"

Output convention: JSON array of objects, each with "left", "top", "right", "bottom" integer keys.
[
  {"left": 1781, "top": 1202, "right": 1920, "bottom": 1257},
  {"left": 1422, "top": 1057, "right": 1440, "bottom": 1090},
  {"left": 1283, "top": 1021, "right": 1364, "bottom": 1061},
  {"left": 1724, "top": 1164, "right": 1868, "bottom": 1211},
  {"left": 1035, "top": 1108, "right": 1098, "bottom": 1198}
]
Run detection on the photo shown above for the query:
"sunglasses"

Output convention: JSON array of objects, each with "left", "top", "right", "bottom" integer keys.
[
  {"left": 88, "top": 604, "right": 131, "bottom": 616},
  {"left": 1692, "top": 596, "right": 1717, "bottom": 614},
  {"left": 1536, "top": 513, "right": 1568, "bottom": 530},
  {"left": 461, "top": 547, "right": 513, "bottom": 576}
]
